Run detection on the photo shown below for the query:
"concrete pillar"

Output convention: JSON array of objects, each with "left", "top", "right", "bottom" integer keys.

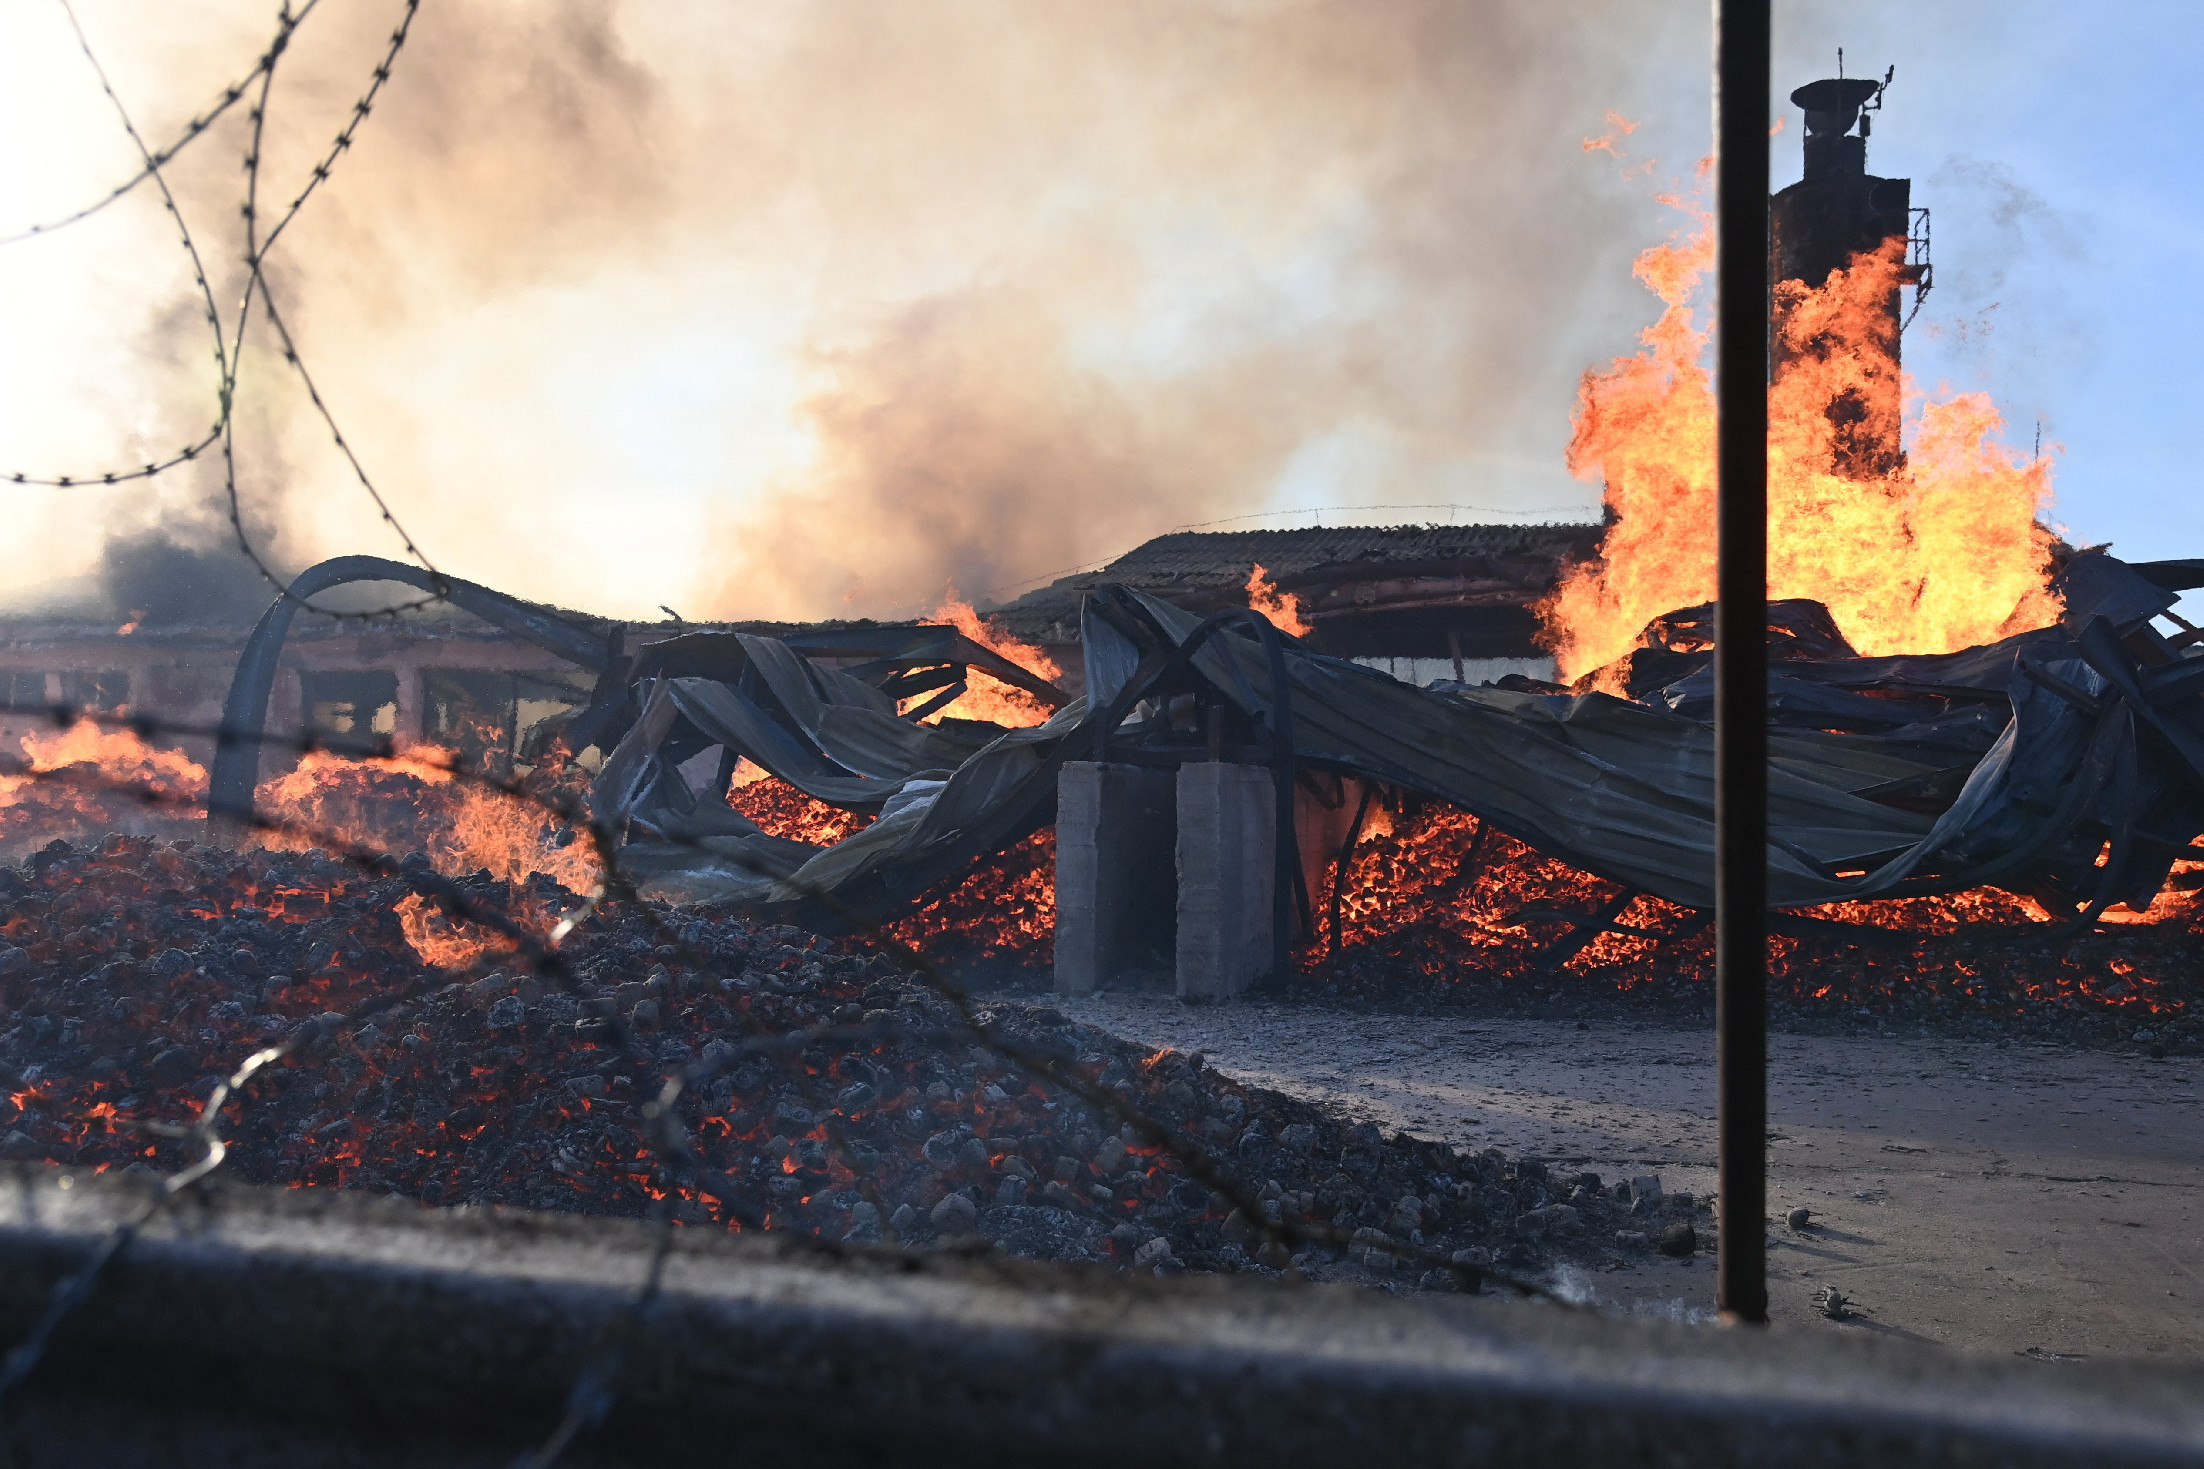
[
  {"left": 1175, "top": 762, "right": 1276, "bottom": 1001},
  {"left": 1053, "top": 762, "right": 1177, "bottom": 996}
]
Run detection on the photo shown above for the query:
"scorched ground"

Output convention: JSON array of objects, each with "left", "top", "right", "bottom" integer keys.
[{"left": 0, "top": 834, "right": 1693, "bottom": 1287}]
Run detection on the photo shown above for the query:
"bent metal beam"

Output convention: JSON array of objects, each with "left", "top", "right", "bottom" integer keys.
[{"left": 206, "top": 555, "right": 610, "bottom": 824}]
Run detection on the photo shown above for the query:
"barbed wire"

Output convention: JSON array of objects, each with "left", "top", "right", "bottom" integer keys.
[
  {"left": 255, "top": 0, "right": 421, "bottom": 262},
  {"left": 0, "top": 1, "right": 322, "bottom": 248},
  {"left": 3, "top": 1, "right": 242, "bottom": 495},
  {"left": 0, "top": 1020, "right": 327, "bottom": 1411},
  {"left": 0, "top": 698, "right": 1563, "bottom": 1464},
  {"left": 3, "top": 0, "right": 452, "bottom": 623},
  {"left": 218, "top": 0, "right": 450, "bottom": 621}
]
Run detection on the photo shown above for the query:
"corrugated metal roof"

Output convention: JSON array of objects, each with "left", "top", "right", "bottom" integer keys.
[
  {"left": 988, "top": 522, "right": 1601, "bottom": 638},
  {"left": 1071, "top": 522, "right": 1600, "bottom": 588}
]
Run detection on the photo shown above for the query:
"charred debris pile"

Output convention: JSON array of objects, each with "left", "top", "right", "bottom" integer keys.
[
  {"left": 1304, "top": 814, "right": 2204, "bottom": 1048},
  {"left": 170, "top": 543, "right": 2204, "bottom": 1042},
  {"left": 0, "top": 836, "right": 1697, "bottom": 1285},
  {"left": 582, "top": 551, "right": 2204, "bottom": 1039}
]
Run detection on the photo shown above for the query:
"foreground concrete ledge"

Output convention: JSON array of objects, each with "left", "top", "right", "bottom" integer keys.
[{"left": 2, "top": 1164, "right": 2201, "bottom": 1467}]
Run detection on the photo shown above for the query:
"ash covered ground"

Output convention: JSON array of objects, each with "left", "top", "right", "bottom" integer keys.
[{"left": 0, "top": 835, "right": 1706, "bottom": 1290}]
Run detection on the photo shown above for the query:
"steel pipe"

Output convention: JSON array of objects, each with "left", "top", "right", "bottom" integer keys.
[{"left": 1713, "top": 0, "right": 1771, "bottom": 1326}]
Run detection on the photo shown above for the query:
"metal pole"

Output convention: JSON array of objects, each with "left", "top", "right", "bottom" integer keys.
[{"left": 1713, "top": 0, "right": 1770, "bottom": 1326}]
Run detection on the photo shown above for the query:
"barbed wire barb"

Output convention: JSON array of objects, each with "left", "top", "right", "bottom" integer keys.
[{"left": 0, "top": 0, "right": 323, "bottom": 248}]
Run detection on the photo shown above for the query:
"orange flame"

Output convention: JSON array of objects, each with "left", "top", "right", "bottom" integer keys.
[
  {"left": 394, "top": 890, "right": 503, "bottom": 969},
  {"left": 0, "top": 724, "right": 603, "bottom": 965},
  {"left": 0, "top": 724, "right": 208, "bottom": 853},
  {"left": 1246, "top": 563, "right": 1312, "bottom": 637},
  {"left": 918, "top": 591, "right": 1063, "bottom": 727},
  {"left": 255, "top": 747, "right": 603, "bottom": 897},
  {"left": 1581, "top": 109, "right": 1638, "bottom": 157},
  {"left": 255, "top": 747, "right": 601, "bottom": 968},
  {"left": 0, "top": 722, "right": 205, "bottom": 801},
  {"left": 1540, "top": 192, "right": 2061, "bottom": 680}
]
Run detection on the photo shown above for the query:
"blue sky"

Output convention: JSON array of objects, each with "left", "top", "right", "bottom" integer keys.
[
  {"left": 1768, "top": 2, "right": 2202, "bottom": 564},
  {"left": 1178, "top": 0, "right": 2204, "bottom": 570}
]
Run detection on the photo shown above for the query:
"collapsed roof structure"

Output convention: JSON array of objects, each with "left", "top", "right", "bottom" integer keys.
[
  {"left": 213, "top": 548, "right": 2204, "bottom": 952},
  {"left": 199, "top": 69, "right": 2201, "bottom": 961}
]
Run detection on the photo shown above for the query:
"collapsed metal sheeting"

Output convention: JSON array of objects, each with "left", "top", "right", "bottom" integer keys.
[{"left": 597, "top": 551, "right": 2204, "bottom": 930}]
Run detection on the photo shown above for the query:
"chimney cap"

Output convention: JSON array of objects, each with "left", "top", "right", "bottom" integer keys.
[{"left": 1790, "top": 77, "right": 1883, "bottom": 135}]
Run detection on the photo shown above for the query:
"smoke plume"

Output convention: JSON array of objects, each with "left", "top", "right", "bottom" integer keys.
[{"left": 3, "top": 0, "right": 1707, "bottom": 624}]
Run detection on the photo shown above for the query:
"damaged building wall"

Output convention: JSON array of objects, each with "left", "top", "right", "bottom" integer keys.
[
  {"left": 6, "top": 520, "right": 1596, "bottom": 788},
  {"left": 0, "top": 619, "right": 594, "bottom": 779}
]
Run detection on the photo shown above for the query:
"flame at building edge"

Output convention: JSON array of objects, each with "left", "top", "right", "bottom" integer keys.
[
  {"left": 918, "top": 592, "right": 1064, "bottom": 728},
  {"left": 1246, "top": 564, "right": 1313, "bottom": 638},
  {"left": 1539, "top": 197, "right": 2062, "bottom": 683}
]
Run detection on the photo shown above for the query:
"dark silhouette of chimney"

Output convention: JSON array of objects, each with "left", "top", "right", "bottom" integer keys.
[{"left": 1769, "top": 62, "right": 1928, "bottom": 478}]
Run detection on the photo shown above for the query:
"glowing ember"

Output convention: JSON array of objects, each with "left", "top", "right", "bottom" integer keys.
[
  {"left": 1246, "top": 563, "right": 1313, "bottom": 638},
  {"left": 725, "top": 773, "right": 875, "bottom": 846},
  {"left": 1313, "top": 801, "right": 2196, "bottom": 1021},
  {"left": 0, "top": 724, "right": 208, "bottom": 856},
  {"left": 1540, "top": 191, "right": 2061, "bottom": 681},
  {"left": 883, "top": 827, "right": 1055, "bottom": 972},
  {"left": 3, "top": 835, "right": 1633, "bottom": 1284},
  {"left": 919, "top": 592, "right": 1063, "bottom": 727}
]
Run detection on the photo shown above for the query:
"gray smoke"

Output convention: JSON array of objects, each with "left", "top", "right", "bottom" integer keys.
[
  {"left": 34, "top": 0, "right": 1707, "bottom": 624},
  {"left": 95, "top": 527, "right": 278, "bottom": 626}
]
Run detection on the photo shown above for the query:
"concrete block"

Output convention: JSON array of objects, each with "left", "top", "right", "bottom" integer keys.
[
  {"left": 1054, "top": 762, "right": 1177, "bottom": 996},
  {"left": 1176, "top": 762, "right": 1276, "bottom": 1000}
]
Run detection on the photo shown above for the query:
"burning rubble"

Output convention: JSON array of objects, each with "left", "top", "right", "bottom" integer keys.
[
  {"left": 162, "top": 95, "right": 2200, "bottom": 1022},
  {"left": 0, "top": 723, "right": 210, "bottom": 860},
  {"left": 1313, "top": 810, "right": 2202, "bottom": 1047},
  {"left": 557, "top": 139, "right": 2204, "bottom": 1031},
  {"left": 0, "top": 834, "right": 1700, "bottom": 1284}
]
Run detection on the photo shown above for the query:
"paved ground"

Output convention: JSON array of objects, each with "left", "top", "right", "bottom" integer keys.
[{"left": 1058, "top": 994, "right": 2203, "bottom": 1363}]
